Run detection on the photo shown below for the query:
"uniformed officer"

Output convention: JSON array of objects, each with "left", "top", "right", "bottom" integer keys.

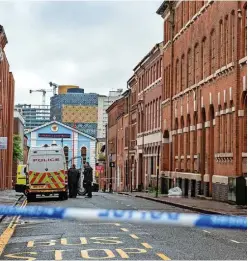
[
  {"left": 68, "top": 164, "right": 80, "bottom": 198},
  {"left": 83, "top": 162, "right": 93, "bottom": 198}
]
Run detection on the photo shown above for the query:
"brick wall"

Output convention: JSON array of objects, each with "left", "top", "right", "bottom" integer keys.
[
  {"left": 157, "top": 1, "right": 247, "bottom": 202},
  {"left": 0, "top": 26, "right": 15, "bottom": 189}
]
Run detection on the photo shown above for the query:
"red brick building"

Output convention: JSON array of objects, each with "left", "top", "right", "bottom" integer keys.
[
  {"left": 134, "top": 42, "right": 163, "bottom": 190},
  {"left": 0, "top": 25, "right": 15, "bottom": 189},
  {"left": 106, "top": 90, "right": 130, "bottom": 192},
  {"left": 157, "top": 1, "right": 247, "bottom": 201}
]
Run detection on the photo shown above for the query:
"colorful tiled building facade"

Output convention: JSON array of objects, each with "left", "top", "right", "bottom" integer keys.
[{"left": 50, "top": 86, "right": 98, "bottom": 137}]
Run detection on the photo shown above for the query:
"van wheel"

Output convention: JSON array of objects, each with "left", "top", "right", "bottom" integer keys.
[
  {"left": 59, "top": 192, "right": 68, "bottom": 200},
  {"left": 27, "top": 194, "right": 36, "bottom": 202}
]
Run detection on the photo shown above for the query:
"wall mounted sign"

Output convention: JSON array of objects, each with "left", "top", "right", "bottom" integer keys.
[
  {"left": 38, "top": 133, "right": 71, "bottom": 138},
  {"left": 0, "top": 137, "right": 7, "bottom": 149}
]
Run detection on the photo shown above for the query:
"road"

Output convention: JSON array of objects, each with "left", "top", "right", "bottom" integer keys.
[{"left": 0, "top": 193, "right": 246, "bottom": 260}]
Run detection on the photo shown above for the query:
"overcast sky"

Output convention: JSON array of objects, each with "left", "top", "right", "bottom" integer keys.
[{"left": 0, "top": 0, "right": 162, "bottom": 105}]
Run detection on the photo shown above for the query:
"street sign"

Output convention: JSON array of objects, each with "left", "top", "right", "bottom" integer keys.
[
  {"left": 0, "top": 137, "right": 7, "bottom": 150},
  {"left": 109, "top": 162, "right": 115, "bottom": 168}
]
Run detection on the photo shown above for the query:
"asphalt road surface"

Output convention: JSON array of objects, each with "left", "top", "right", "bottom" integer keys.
[{"left": 0, "top": 193, "right": 247, "bottom": 260}]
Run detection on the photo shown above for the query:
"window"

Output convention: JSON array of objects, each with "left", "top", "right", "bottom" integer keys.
[
  {"left": 210, "top": 30, "right": 216, "bottom": 74},
  {"left": 181, "top": 54, "right": 186, "bottom": 90},
  {"left": 155, "top": 99, "right": 158, "bottom": 128},
  {"left": 64, "top": 146, "right": 69, "bottom": 166},
  {"left": 186, "top": 115, "right": 191, "bottom": 155},
  {"left": 174, "top": 118, "right": 179, "bottom": 156},
  {"left": 229, "top": 101, "right": 234, "bottom": 152},
  {"left": 175, "top": 59, "right": 180, "bottom": 94},
  {"left": 218, "top": 105, "right": 222, "bottom": 152},
  {"left": 219, "top": 20, "right": 224, "bottom": 67},
  {"left": 159, "top": 97, "right": 161, "bottom": 128},
  {"left": 194, "top": 43, "right": 200, "bottom": 84},
  {"left": 81, "top": 147, "right": 87, "bottom": 164},
  {"left": 187, "top": 49, "right": 193, "bottom": 87},
  {"left": 230, "top": 11, "right": 235, "bottom": 62},
  {"left": 202, "top": 37, "right": 208, "bottom": 79},
  {"left": 145, "top": 105, "right": 148, "bottom": 131},
  {"left": 224, "top": 15, "right": 229, "bottom": 64},
  {"left": 193, "top": 113, "right": 197, "bottom": 155},
  {"left": 223, "top": 103, "right": 227, "bottom": 152},
  {"left": 244, "top": 4, "right": 247, "bottom": 57},
  {"left": 180, "top": 116, "right": 184, "bottom": 156}
]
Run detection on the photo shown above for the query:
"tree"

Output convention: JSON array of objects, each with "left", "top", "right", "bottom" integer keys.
[{"left": 13, "top": 135, "right": 23, "bottom": 162}]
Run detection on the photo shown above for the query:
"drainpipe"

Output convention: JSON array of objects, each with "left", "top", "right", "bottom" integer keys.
[{"left": 169, "top": 3, "right": 175, "bottom": 173}]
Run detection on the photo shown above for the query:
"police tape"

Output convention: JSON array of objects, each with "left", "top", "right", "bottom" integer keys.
[{"left": 0, "top": 205, "right": 246, "bottom": 230}]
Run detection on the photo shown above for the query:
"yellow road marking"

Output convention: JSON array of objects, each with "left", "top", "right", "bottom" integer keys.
[
  {"left": 129, "top": 234, "right": 139, "bottom": 239},
  {"left": 141, "top": 242, "right": 152, "bottom": 249},
  {"left": 116, "top": 248, "right": 129, "bottom": 259},
  {"left": 81, "top": 249, "right": 115, "bottom": 259},
  {"left": 55, "top": 250, "right": 64, "bottom": 260},
  {"left": 157, "top": 252, "right": 171, "bottom": 260},
  {"left": 120, "top": 228, "right": 129, "bottom": 232},
  {"left": 0, "top": 199, "right": 27, "bottom": 256}
]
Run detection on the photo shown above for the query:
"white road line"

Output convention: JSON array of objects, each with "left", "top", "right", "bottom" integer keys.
[
  {"left": 230, "top": 240, "right": 247, "bottom": 244},
  {"left": 203, "top": 230, "right": 211, "bottom": 234}
]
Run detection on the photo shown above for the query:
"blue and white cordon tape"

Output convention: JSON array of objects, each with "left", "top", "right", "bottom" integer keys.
[{"left": 0, "top": 205, "right": 246, "bottom": 230}]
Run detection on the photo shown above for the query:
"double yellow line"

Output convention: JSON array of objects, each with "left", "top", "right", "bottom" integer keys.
[{"left": 0, "top": 198, "right": 27, "bottom": 256}]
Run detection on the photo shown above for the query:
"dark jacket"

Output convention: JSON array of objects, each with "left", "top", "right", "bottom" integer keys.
[
  {"left": 68, "top": 168, "right": 80, "bottom": 184},
  {"left": 83, "top": 166, "right": 93, "bottom": 182}
]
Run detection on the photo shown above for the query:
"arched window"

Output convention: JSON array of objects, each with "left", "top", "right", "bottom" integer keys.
[
  {"left": 224, "top": 15, "right": 229, "bottom": 64},
  {"left": 175, "top": 118, "right": 179, "bottom": 156},
  {"left": 202, "top": 37, "right": 208, "bottom": 79},
  {"left": 187, "top": 115, "right": 191, "bottom": 155},
  {"left": 175, "top": 59, "right": 180, "bottom": 94},
  {"left": 180, "top": 116, "right": 185, "bottom": 156},
  {"left": 64, "top": 146, "right": 69, "bottom": 166},
  {"left": 243, "top": 4, "right": 247, "bottom": 57},
  {"left": 223, "top": 103, "right": 227, "bottom": 152},
  {"left": 229, "top": 100, "right": 234, "bottom": 152},
  {"left": 218, "top": 105, "right": 222, "bottom": 152},
  {"left": 193, "top": 112, "right": 197, "bottom": 155},
  {"left": 230, "top": 11, "right": 235, "bottom": 62},
  {"left": 210, "top": 29, "right": 216, "bottom": 74},
  {"left": 181, "top": 54, "right": 186, "bottom": 90},
  {"left": 81, "top": 147, "right": 87, "bottom": 164},
  {"left": 219, "top": 20, "right": 224, "bottom": 67},
  {"left": 187, "top": 49, "right": 192, "bottom": 87},
  {"left": 194, "top": 43, "right": 200, "bottom": 84}
]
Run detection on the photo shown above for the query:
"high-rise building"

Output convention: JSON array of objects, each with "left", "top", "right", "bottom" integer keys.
[
  {"left": 50, "top": 85, "right": 98, "bottom": 137},
  {"left": 15, "top": 104, "right": 50, "bottom": 131},
  {"left": 97, "top": 89, "right": 123, "bottom": 139}
]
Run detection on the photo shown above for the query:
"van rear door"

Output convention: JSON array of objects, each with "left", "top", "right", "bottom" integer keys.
[
  {"left": 45, "top": 152, "right": 65, "bottom": 190},
  {"left": 28, "top": 151, "right": 47, "bottom": 189}
]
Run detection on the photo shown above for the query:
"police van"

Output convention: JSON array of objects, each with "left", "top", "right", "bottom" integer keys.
[
  {"left": 26, "top": 144, "right": 68, "bottom": 201},
  {"left": 15, "top": 164, "right": 27, "bottom": 193}
]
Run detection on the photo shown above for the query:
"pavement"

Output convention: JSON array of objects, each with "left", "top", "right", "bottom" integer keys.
[
  {"left": 0, "top": 190, "right": 24, "bottom": 230},
  {"left": 0, "top": 192, "right": 246, "bottom": 260},
  {"left": 118, "top": 192, "right": 247, "bottom": 216}
]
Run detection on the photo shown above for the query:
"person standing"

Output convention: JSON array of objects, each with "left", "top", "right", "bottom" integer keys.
[
  {"left": 68, "top": 164, "right": 80, "bottom": 198},
  {"left": 83, "top": 162, "right": 93, "bottom": 198}
]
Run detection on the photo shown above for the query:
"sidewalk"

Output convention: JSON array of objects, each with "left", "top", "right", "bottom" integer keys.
[
  {"left": 118, "top": 192, "right": 247, "bottom": 216},
  {"left": 0, "top": 190, "right": 23, "bottom": 222}
]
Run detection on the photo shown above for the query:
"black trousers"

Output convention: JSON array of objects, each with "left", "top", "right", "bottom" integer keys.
[
  {"left": 69, "top": 182, "right": 78, "bottom": 198},
  {"left": 84, "top": 181, "right": 92, "bottom": 197}
]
